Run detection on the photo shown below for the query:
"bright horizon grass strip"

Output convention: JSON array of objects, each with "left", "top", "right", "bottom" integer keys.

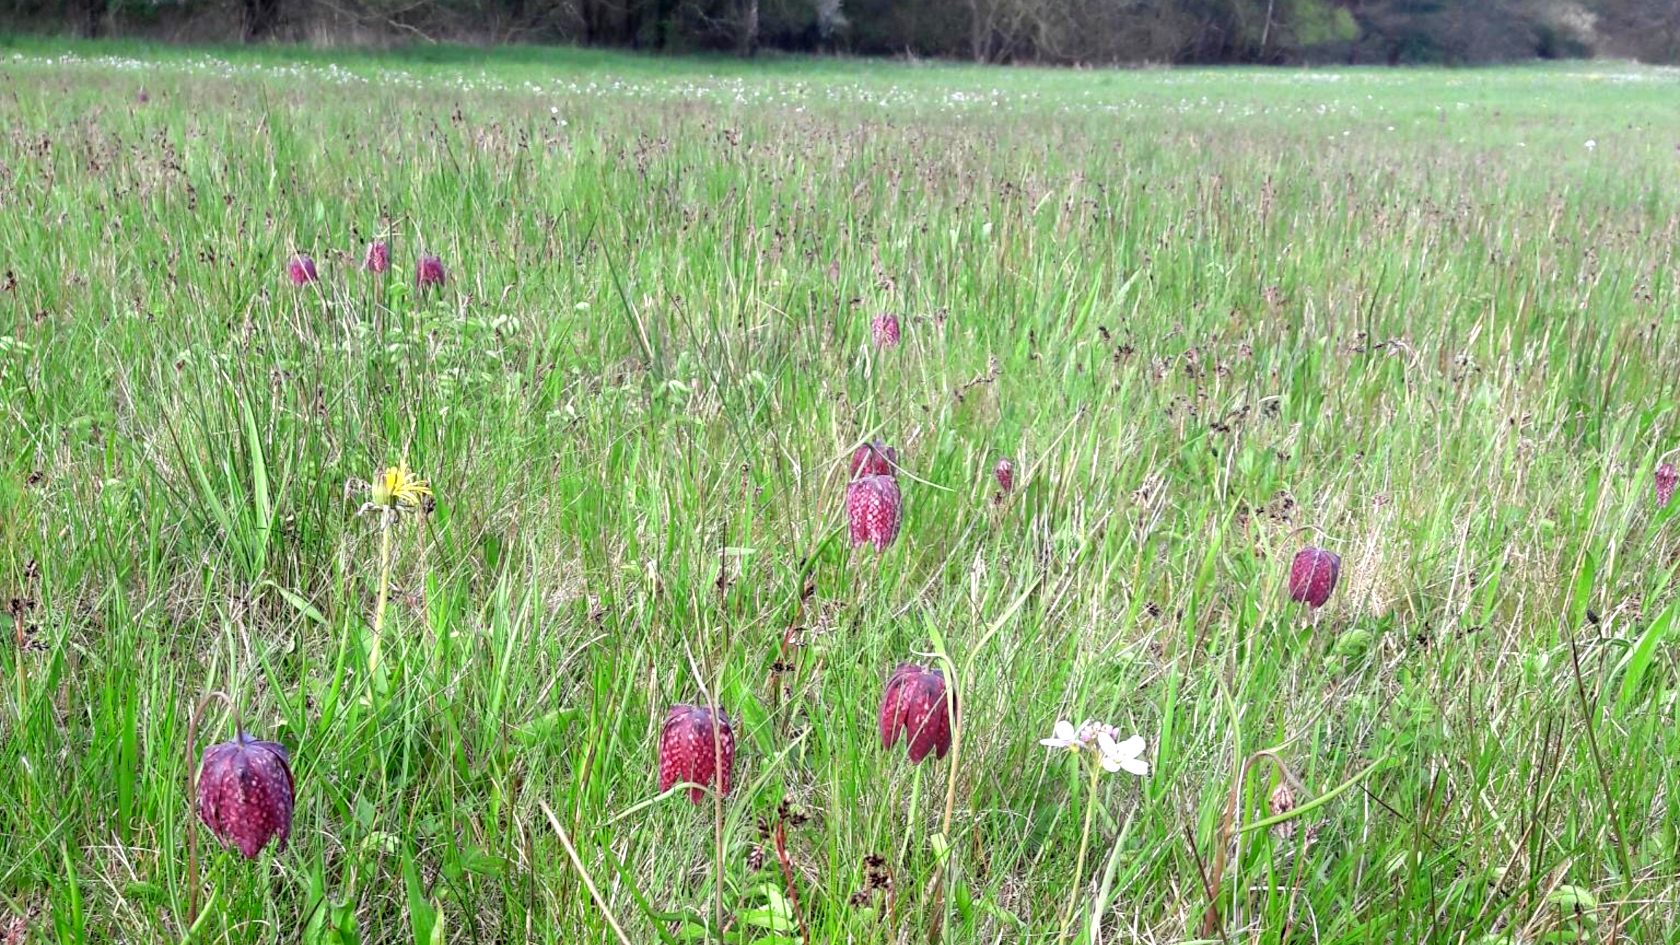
[{"left": 1, "top": 35, "right": 1679, "bottom": 944}]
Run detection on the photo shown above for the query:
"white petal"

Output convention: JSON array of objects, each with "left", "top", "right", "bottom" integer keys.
[
  {"left": 1120, "top": 756, "right": 1150, "bottom": 776},
  {"left": 1113, "top": 735, "right": 1146, "bottom": 759},
  {"left": 1096, "top": 731, "right": 1119, "bottom": 754},
  {"left": 1054, "top": 720, "right": 1077, "bottom": 741},
  {"left": 1100, "top": 753, "right": 1124, "bottom": 772}
]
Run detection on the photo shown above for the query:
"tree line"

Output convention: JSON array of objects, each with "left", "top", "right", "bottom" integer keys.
[{"left": 7, "top": 0, "right": 1679, "bottom": 65}]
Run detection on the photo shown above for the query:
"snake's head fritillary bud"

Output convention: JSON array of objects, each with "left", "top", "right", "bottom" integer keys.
[
  {"left": 1288, "top": 546, "right": 1341, "bottom": 609},
  {"left": 850, "top": 440, "right": 898, "bottom": 480},
  {"left": 1657, "top": 463, "right": 1677, "bottom": 508},
  {"left": 415, "top": 254, "right": 446, "bottom": 289},
  {"left": 871, "top": 312, "right": 900, "bottom": 348},
  {"left": 1269, "top": 780, "right": 1298, "bottom": 840},
  {"left": 363, "top": 241, "right": 390, "bottom": 274},
  {"left": 286, "top": 255, "right": 318, "bottom": 286},
  {"left": 994, "top": 457, "right": 1015, "bottom": 493},
  {"left": 847, "top": 475, "right": 902, "bottom": 551},
  {"left": 658, "top": 704, "right": 735, "bottom": 804},
  {"left": 196, "top": 732, "right": 295, "bottom": 860},
  {"left": 879, "top": 663, "right": 953, "bottom": 763}
]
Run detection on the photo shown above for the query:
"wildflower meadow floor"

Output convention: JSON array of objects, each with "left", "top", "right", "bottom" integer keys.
[{"left": 2, "top": 37, "right": 1679, "bottom": 943}]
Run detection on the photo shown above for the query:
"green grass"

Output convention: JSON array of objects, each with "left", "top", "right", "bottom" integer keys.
[{"left": 1, "top": 36, "right": 1679, "bottom": 944}]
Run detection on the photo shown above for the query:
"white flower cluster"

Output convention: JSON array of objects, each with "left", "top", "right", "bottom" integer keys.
[{"left": 1040, "top": 719, "right": 1149, "bottom": 776}]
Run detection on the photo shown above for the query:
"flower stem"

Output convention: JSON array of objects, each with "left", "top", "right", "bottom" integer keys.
[
  {"left": 13, "top": 568, "right": 31, "bottom": 722},
  {"left": 927, "top": 575, "right": 1042, "bottom": 944},
  {"left": 185, "top": 690, "right": 237, "bottom": 931},
  {"left": 1057, "top": 758, "right": 1104, "bottom": 945},
  {"left": 13, "top": 638, "right": 23, "bottom": 722},
  {"left": 368, "top": 512, "right": 394, "bottom": 693}
]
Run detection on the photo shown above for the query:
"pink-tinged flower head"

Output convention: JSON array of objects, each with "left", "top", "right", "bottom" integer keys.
[
  {"left": 195, "top": 732, "right": 295, "bottom": 860},
  {"left": 415, "top": 254, "right": 446, "bottom": 289},
  {"left": 657, "top": 704, "right": 735, "bottom": 804},
  {"left": 994, "top": 457, "right": 1015, "bottom": 493},
  {"left": 363, "top": 241, "right": 390, "bottom": 274},
  {"left": 1657, "top": 463, "right": 1678, "bottom": 508},
  {"left": 879, "top": 663, "right": 953, "bottom": 763},
  {"left": 847, "top": 475, "right": 902, "bottom": 551},
  {"left": 1288, "top": 546, "right": 1341, "bottom": 609},
  {"left": 850, "top": 440, "right": 898, "bottom": 480},
  {"left": 286, "top": 255, "right": 318, "bottom": 286},
  {"left": 1039, "top": 720, "right": 1149, "bottom": 776},
  {"left": 871, "top": 312, "right": 901, "bottom": 348}
]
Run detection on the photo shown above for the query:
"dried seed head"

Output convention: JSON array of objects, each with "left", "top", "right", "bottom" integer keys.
[
  {"left": 847, "top": 475, "right": 902, "bottom": 551},
  {"left": 196, "top": 732, "right": 295, "bottom": 859},
  {"left": 878, "top": 663, "right": 953, "bottom": 763},
  {"left": 850, "top": 440, "right": 898, "bottom": 480},
  {"left": 286, "top": 255, "right": 319, "bottom": 286},
  {"left": 1288, "top": 545, "right": 1341, "bottom": 609},
  {"left": 363, "top": 240, "right": 390, "bottom": 274},
  {"left": 1657, "top": 462, "right": 1677, "bottom": 507},
  {"left": 415, "top": 254, "right": 446, "bottom": 290},
  {"left": 657, "top": 704, "right": 735, "bottom": 804},
  {"left": 871, "top": 312, "right": 901, "bottom": 348}
]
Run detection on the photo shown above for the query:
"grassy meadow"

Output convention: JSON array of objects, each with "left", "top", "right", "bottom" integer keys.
[{"left": 2, "top": 37, "right": 1680, "bottom": 943}]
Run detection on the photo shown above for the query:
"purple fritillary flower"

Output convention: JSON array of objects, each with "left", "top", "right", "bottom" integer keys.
[
  {"left": 871, "top": 312, "right": 901, "bottom": 348},
  {"left": 994, "top": 457, "right": 1015, "bottom": 493},
  {"left": 847, "top": 474, "right": 902, "bottom": 551},
  {"left": 286, "top": 255, "right": 318, "bottom": 286},
  {"left": 1288, "top": 546, "right": 1341, "bottom": 609},
  {"left": 196, "top": 732, "right": 295, "bottom": 860},
  {"left": 363, "top": 241, "right": 390, "bottom": 274},
  {"left": 415, "top": 254, "right": 446, "bottom": 289},
  {"left": 879, "top": 663, "right": 953, "bottom": 763},
  {"left": 1657, "top": 462, "right": 1677, "bottom": 508},
  {"left": 850, "top": 440, "right": 898, "bottom": 480},
  {"left": 658, "top": 704, "right": 735, "bottom": 804}
]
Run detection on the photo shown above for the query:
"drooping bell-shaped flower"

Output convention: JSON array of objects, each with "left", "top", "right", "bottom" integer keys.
[
  {"left": 658, "top": 704, "right": 735, "bottom": 804},
  {"left": 850, "top": 440, "right": 898, "bottom": 480},
  {"left": 195, "top": 732, "right": 295, "bottom": 859},
  {"left": 1657, "top": 462, "right": 1677, "bottom": 508},
  {"left": 286, "top": 254, "right": 319, "bottom": 286},
  {"left": 415, "top": 254, "right": 446, "bottom": 289},
  {"left": 363, "top": 240, "right": 390, "bottom": 274},
  {"left": 879, "top": 664, "right": 953, "bottom": 763},
  {"left": 871, "top": 312, "right": 901, "bottom": 348},
  {"left": 847, "top": 474, "right": 902, "bottom": 551},
  {"left": 1288, "top": 546, "right": 1341, "bottom": 609},
  {"left": 994, "top": 457, "right": 1015, "bottom": 493}
]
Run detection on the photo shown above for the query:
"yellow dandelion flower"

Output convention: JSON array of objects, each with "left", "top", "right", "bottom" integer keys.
[{"left": 372, "top": 461, "right": 431, "bottom": 508}]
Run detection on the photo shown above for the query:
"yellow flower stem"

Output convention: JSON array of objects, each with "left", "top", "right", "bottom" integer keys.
[
  {"left": 1057, "top": 757, "right": 1104, "bottom": 945},
  {"left": 368, "top": 512, "right": 394, "bottom": 694}
]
